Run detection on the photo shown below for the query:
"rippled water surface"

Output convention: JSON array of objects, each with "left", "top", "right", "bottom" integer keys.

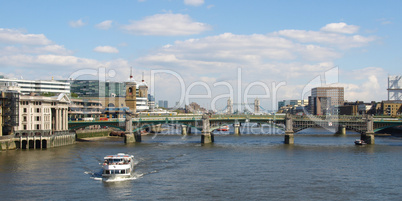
[{"left": 1, "top": 129, "right": 401, "bottom": 200}]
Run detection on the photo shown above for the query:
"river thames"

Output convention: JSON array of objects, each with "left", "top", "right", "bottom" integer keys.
[{"left": 0, "top": 127, "right": 401, "bottom": 200}]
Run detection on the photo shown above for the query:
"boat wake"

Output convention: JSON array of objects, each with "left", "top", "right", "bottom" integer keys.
[{"left": 86, "top": 171, "right": 144, "bottom": 182}]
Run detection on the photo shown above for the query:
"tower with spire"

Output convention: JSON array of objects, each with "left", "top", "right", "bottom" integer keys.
[
  {"left": 138, "top": 72, "right": 148, "bottom": 98},
  {"left": 125, "top": 67, "right": 137, "bottom": 113},
  {"left": 227, "top": 98, "right": 233, "bottom": 114},
  {"left": 254, "top": 98, "right": 260, "bottom": 114}
]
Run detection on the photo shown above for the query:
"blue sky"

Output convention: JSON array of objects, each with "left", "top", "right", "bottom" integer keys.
[{"left": 0, "top": 0, "right": 401, "bottom": 110}]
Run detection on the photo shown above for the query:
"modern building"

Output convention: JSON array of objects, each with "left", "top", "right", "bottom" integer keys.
[
  {"left": 68, "top": 76, "right": 149, "bottom": 113},
  {"left": 388, "top": 75, "right": 402, "bottom": 100},
  {"left": 102, "top": 107, "right": 131, "bottom": 119},
  {"left": 68, "top": 80, "right": 125, "bottom": 97},
  {"left": 148, "top": 94, "right": 155, "bottom": 112},
  {"left": 339, "top": 102, "right": 359, "bottom": 115},
  {"left": 277, "top": 99, "right": 308, "bottom": 111},
  {"left": 158, "top": 100, "right": 168, "bottom": 108},
  {"left": 358, "top": 102, "right": 375, "bottom": 115},
  {"left": 308, "top": 87, "right": 344, "bottom": 115},
  {"left": 69, "top": 99, "right": 102, "bottom": 120},
  {"left": 0, "top": 78, "right": 70, "bottom": 95}
]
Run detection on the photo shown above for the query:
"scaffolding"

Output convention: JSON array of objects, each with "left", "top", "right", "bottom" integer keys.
[
  {"left": 1, "top": 91, "right": 19, "bottom": 135},
  {"left": 388, "top": 75, "right": 402, "bottom": 100}
]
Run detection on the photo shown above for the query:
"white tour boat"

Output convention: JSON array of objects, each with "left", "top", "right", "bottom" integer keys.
[{"left": 102, "top": 153, "right": 135, "bottom": 180}]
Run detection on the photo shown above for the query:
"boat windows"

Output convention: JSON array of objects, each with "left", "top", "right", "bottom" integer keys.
[{"left": 105, "top": 158, "right": 125, "bottom": 164}]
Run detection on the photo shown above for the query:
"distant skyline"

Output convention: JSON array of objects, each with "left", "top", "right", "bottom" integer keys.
[{"left": 1, "top": 0, "right": 401, "bottom": 110}]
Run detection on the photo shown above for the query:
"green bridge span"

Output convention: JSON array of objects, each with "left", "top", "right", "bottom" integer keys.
[{"left": 68, "top": 114, "right": 402, "bottom": 144}]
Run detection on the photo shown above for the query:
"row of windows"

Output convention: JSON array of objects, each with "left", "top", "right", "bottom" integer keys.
[
  {"left": 23, "top": 108, "right": 41, "bottom": 113},
  {"left": 103, "top": 169, "right": 129, "bottom": 175},
  {"left": 22, "top": 123, "right": 50, "bottom": 130},
  {"left": 22, "top": 115, "right": 51, "bottom": 122},
  {"left": 21, "top": 101, "right": 43, "bottom": 105},
  {"left": 386, "top": 105, "right": 401, "bottom": 108}
]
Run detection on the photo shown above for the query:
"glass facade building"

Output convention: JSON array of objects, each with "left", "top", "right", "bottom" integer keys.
[{"left": 69, "top": 80, "right": 126, "bottom": 97}]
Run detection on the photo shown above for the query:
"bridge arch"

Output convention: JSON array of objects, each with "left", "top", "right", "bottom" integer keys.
[
  {"left": 68, "top": 122, "right": 125, "bottom": 131},
  {"left": 132, "top": 122, "right": 200, "bottom": 134},
  {"left": 374, "top": 124, "right": 402, "bottom": 133}
]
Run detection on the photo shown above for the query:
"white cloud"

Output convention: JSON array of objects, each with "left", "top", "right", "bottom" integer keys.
[
  {"left": 133, "top": 23, "right": 384, "bottom": 105},
  {"left": 93, "top": 46, "right": 119, "bottom": 53},
  {"left": 184, "top": 0, "right": 204, "bottom": 6},
  {"left": 276, "top": 29, "right": 375, "bottom": 49},
  {"left": 121, "top": 13, "right": 211, "bottom": 36},
  {"left": 320, "top": 22, "right": 359, "bottom": 34},
  {"left": 338, "top": 67, "right": 387, "bottom": 102},
  {"left": 138, "top": 32, "right": 339, "bottom": 70},
  {"left": 69, "top": 19, "right": 86, "bottom": 28},
  {"left": 0, "top": 54, "right": 100, "bottom": 68},
  {"left": 377, "top": 18, "right": 392, "bottom": 25},
  {"left": 0, "top": 45, "right": 72, "bottom": 56},
  {"left": 1, "top": 22, "right": 385, "bottom": 106},
  {"left": 95, "top": 20, "right": 113, "bottom": 30},
  {"left": 0, "top": 28, "right": 51, "bottom": 45}
]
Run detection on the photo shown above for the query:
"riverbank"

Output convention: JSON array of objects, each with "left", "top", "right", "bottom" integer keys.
[{"left": 75, "top": 129, "right": 112, "bottom": 139}]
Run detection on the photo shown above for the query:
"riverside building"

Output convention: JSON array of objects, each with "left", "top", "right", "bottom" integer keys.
[
  {"left": 1, "top": 83, "right": 70, "bottom": 136},
  {"left": 0, "top": 77, "right": 70, "bottom": 95},
  {"left": 68, "top": 74, "right": 149, "bottom": 114}
]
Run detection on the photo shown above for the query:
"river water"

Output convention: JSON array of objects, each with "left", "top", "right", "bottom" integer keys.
[{"left": 1, "top": 126, "right": 401, "bottom": 200}]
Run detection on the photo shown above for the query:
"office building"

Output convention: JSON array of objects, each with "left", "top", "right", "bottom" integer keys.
[
  {"left": 158, "top": 100, "right": 168, "bottom": 108},
  {"left": 69, "top": 77, "right": 149, "bottom": 113},
  {"left": 69, "top": 99, "right": 102, "bottom": 120},
  {"left": 278, "top": 99, "right": 308, "bottom": 110},
  {"left": 0, "top": 78, "right": 70, "bottom": 95},
  {"left": 308, "top": 87, "right": 344, "bottom": 115},
  {"left": 69, "top": 80, "right": 125, "bottom": 97}
]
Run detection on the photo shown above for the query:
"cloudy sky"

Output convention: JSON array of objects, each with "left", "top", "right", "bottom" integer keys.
[{"left": 0, "top": 0, "right": 401, "bottom": 111}]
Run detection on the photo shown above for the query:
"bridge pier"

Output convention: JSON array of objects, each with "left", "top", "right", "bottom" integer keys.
[
  {"left": 124, "top": 115, "right": 141, "bottom": 143},
  {"left": 234, "top": 124, "right": 241, "bottom": 135},
  {"left": 361, "top": 133, "right": 374, "bottom": 144},
  {"left": 336, "top": 125, "right": 346, "bottom": 135},
  {"left": 201, "top": 133, "right": 214, "bottom": 143},
  {"left": 284, "top": 113, "right": 294, "bottom": 144},
  {"left": 181, "top": 125, "right": 188, "bottom": 135},
  {"left": 284, "top": 132, "right": 294, "bottom": 144},
  {"left": 201, "top": 114, "right": 214, "bottom": 144},
  {"left": 362, "top": 115, "right": 375, "bottom": 144}
]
